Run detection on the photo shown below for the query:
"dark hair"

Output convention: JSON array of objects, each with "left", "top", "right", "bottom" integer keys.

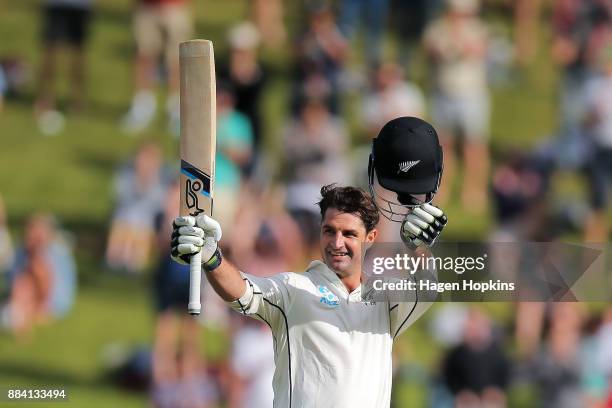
[{"left": 317, "top": 184, "right": 379, "bottom": 232}]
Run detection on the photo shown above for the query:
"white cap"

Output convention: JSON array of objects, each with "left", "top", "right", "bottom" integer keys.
[
  {"left": 447, "top": 0, "right": 479, "bottom": 14},
  {"left": 228, "top": 22, "right": 260, "bottom": 50}
]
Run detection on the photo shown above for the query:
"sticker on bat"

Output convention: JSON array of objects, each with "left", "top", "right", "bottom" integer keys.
[
  {"left": 185, "top": 179, "right": 204, "bottom": 216},
  {"left": 181, "top": 160, "right": 212, "bottom": 216}
]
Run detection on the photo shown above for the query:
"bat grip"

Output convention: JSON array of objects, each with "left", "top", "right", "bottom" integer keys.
[{"left": 188, "top": 251, "right": 202, "bottom": 315}]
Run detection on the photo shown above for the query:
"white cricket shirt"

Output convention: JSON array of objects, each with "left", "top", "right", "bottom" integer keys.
[{"left": 229, "top": 260, "right": 431, "bottom": 408}]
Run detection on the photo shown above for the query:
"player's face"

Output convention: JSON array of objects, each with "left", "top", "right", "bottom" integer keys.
[{"left": 320, "top": 208, "right": 378, "bottom": 278}]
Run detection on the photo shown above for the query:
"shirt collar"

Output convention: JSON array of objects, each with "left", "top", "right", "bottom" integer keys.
[{"left": 307, "top": 260, "right": 362, "bottom": 297}]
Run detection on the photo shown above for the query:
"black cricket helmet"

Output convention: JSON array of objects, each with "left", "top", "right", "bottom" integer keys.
[{"left": 368, "top": 117, "right": 443, "bottom": 222}]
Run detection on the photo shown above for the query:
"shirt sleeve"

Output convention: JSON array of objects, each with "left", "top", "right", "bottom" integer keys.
[
  {"left": 389, "top": 263, "right": 437, "bottom": 339},
  {"left": 228, "top": 272, "right": 292, "bottom": 332},
  {"left": 389, "top": 293, "right": 434, "bottom": 339}
]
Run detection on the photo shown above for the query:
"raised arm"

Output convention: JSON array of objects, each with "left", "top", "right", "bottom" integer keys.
[
  {"left": 390, "top": 203, "right": 448, "bottom": 338},
  {"left": 171, "top": 215, "right": 291, "bottom": 328},
  {"left": 171, "top": 215, "right": 246, "bottom": 301}
]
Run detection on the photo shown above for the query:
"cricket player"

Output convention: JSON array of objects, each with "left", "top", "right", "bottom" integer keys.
[{"left": 171, "top": 117, "right": 447, "bottom": 407}]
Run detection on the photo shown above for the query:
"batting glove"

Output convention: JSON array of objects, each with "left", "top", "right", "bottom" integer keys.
[
  {"left": 400, "top": 203, "right": 448, "bottom": 249},
  {"left": 171, "top": 215, "right": 222, "bottom": 265}
]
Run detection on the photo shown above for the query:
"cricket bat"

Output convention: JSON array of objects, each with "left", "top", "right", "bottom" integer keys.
[{"left": 179, "top": 40, "right": 216, "bottom": 315}]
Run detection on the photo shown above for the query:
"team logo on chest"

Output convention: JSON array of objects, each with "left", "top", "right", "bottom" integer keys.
[{"left": 317, "top": 286, "right": 340, "bottom": 308}]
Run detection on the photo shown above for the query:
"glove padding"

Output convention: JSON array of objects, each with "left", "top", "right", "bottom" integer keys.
[
  {"left": 170, "top": 215, "right": 222, "bottom": 265},
  {"left": 400, "top": 203, "right": 447, "bottom": 249}
]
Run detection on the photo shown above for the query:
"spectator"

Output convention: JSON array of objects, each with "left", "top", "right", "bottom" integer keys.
[
  {"left": 0, "top": 195, "right": 13, "bottom": 275},
  {"left": 489, "top": 151, "right": 552, "bottom": 242},
  {"left": 250, "top": 0, "right": 286, "bottom": 49},
  {"left": 281, "top": 99, "right": 351, "bottom": 254},
  {"left": 7, "top": 214, "right": 77, "bottom": 338},
  {"left": 231, "top": 195, "right": 304, "bottom": 274},
  {"left": 580, "top": 311, "right": 609, "bottom": 407},
  {"left": 552, "top": 0, "right": 612, "bottom": 133},
  {"left": 514, "top": 0, "right": 544, "bottom": 66},
  {"left": 228, "top": 318, "right": 275, "bottom": 408},
  {"left": 338, "top": 0, "right": 389, "bottom": 68},
  {"left": 361, "top": 62, "right": 426, "bottom": 138},
  {"left": 0, "top": 56, "right": 30, "bottom": 100},
  {"left": 583, "top": 43, "right": 612, "bottom": 242},
  {"left": 292, "top": 3, "right": 348, "bottom": 116},
  {"left": 105, "top": 142, "right": 169, "bottom": 273},
  {"left": 218, "top": 22, "right": 267, "bottom": 176},
  {"left": 424, "top": 0, "right": 490, "bottom": 213},
  {"left": 489, "top": 152, "right": 552, "bottom": 359},
  {"left": 487, "top": 150, "right": 584, "bottom": 361},
  {"left": 389, "top": 0, "right": 432, "bottom": 70},
  {"left": 121, "top": 0, "right": 192, "bottom": 135},
  {"left": 46, "top": 222, "right": 77, "bottom": 319},
  {"left": 283, "top": 182, "right": 325, "bottom": 258},
  {"left": 531, "top": 304, "right": 585, "bottom": 408},
  {"left": 0, "top": 195, "right": 13, "bottom": 329},
  {"left": 0, "top": 64, "right": 6, "bottom": 113},
  {"left": 429, "top": 304, "right": 468, "bottom": 348},
  {"left": 35, "top": 0, "right": 93, "bottom": 135},
  {"left": 282, "top": 98, "right": 350, "bottom": 187},
  {"left": 214, "top": 82, "right": 254, "bottom": 244},
  {"left": 594, "top": 307, "right": 612, "bottom": 406},
  {"left": 442, "top": 308, "right": 511, "bottom": 408}
]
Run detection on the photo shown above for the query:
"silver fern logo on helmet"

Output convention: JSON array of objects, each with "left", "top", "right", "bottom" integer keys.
[{"left": 397, "top": 160, "right": 420, "bottom": 174}]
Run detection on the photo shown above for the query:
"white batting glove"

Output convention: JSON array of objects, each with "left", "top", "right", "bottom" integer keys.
[
  {"left": 171, "top": 215, "right": 222, "bottom": 265},
  {"left": 400, "top": 203, "right": 448, "bottom": 249}
]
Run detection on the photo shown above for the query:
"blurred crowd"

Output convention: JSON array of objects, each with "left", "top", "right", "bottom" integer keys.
[
  {"left": 2, "top": 0, "right": 612, "bottom": 407},
  {"left": 0, "top": 203, "right": 76, "bottom": 340}
]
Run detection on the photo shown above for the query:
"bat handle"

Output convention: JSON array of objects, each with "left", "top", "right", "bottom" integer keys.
[{"left": 188, "top": 251, "right": 202, "bottom": 315}]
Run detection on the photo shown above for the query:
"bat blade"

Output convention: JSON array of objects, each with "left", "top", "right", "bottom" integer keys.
[{"left": 179, "top": 40, "right": 216, "bottom": 316}]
